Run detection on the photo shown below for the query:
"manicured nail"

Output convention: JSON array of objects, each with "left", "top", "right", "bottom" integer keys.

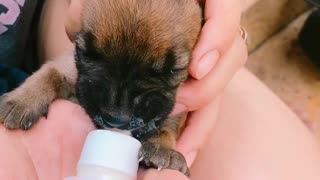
[
  {"left": 186, "top": 150, "right": 198, "bottom": 167},
  {"left": 196, "top": 50, "right": 220, "bottom": 79},
  {"left": 171, "top": 103, "right": 187, "bottom": 115}
]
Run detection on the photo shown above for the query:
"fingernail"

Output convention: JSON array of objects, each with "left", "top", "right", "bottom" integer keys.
[
  {"left": 196, "top": 50, "right": 220, "bottom": 79},
  {"left": 171, "top": 103, "right": 187, "bottom": 115},
  {"left": 186, "top": 150, "right": 198, "bottom": 167}
]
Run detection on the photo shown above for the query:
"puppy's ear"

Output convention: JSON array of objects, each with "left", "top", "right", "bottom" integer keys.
[{"left": 65, "top": 0, "right": 83, "bottom": 41}]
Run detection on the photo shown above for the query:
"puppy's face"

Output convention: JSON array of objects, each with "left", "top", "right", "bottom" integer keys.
[
  {"left": 74, "top": 0, "right": 201, "bottom": 131},
  {"left": 75, "top": 32, "right": 188, "bottom": 128}
]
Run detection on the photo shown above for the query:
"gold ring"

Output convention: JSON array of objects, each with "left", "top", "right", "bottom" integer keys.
[{"left": 239, "top": 26, "right": 249, "bottom": 44}]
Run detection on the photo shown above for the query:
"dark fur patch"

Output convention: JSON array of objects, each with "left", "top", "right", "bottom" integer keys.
[{"left": 75, "top": 0, "right": 202, "bottom": 138}]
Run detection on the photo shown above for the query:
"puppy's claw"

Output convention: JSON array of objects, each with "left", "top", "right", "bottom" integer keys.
[
  {"left": 139, "top": 142, "right": 190, "bottom": 177},
  {"left": 0, "top": 93, "right": 48, "bottom": 130},
  {"left": 138, "top": 156, "right": 144, "bottom": 162}
]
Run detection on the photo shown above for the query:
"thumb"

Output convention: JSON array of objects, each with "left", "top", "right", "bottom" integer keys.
[{"left": 176, "top": 96, "right": 221, "bottom": 166}]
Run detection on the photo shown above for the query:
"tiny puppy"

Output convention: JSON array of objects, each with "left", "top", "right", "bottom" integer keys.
[{"left": 0, "top": 0, "right": 202, "bottom": 176}]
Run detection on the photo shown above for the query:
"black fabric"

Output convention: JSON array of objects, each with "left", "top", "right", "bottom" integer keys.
[
  {"left": 306, "top": 0, "right": 320, "bottom": 7},
  {"left": 299, "top": 9, "right": 320, "bottom": 69},
  {"left": 22, "top": 0, "right": 44, "bottom": 73},
  {"left": 0, "top": 64, "right": 28, "bottom": 95},
  {"left": 0, "top": 0, "right": 44, "bottom": 95},
  {"left": 0, "top": 0, "right": 44, "bottom": 74}
]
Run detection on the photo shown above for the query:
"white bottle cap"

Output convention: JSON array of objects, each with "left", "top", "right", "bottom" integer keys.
[{"left": 78, "top": 130, "right": 141, "bottom": 178}]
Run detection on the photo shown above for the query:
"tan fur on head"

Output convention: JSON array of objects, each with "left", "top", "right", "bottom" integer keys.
[{"left": 80, "top": 0, "right": 201, "bottom": 66}]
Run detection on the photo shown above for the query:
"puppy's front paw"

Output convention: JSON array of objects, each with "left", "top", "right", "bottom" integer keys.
[
  {"left": 139, "top": 141, "right": 190, "bottom": 177},
  {"left": 0, "top": 93, "right": 48, "bottom": 130}
]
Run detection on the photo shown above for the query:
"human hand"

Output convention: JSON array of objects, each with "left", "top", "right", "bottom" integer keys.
[
  {"left": 0, "top": 100, "right": 190, "bottom": 180},
  {"left": 138, "top": 35, "right": 248, "bottom": 180},
  {"left": 173, "top": 0, "right": 247, "bottom": 113},
  {"left": 0, "top": 100, "right": 95, "bottom": 180},
  {"left": 172, "top": 0, "right": 248, "bottom": 167}
]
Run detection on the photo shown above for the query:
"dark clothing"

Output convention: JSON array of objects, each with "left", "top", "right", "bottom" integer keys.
[
  {"left": 0, "top": 0, "right": 44, "bottom": 95},
  {"left": 0, "top": 64, "right": 27, "bottom": 94}
]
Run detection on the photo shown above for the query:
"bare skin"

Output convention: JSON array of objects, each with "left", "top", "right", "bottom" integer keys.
[
  {"left": 1, "top": 0, "right": 320, "bottom": 179},
  {"left": 1, "top": 68, "right": 320, "bottom": 180},
  {"left": 141, "top": 68, "right": 320, "bottom": 180}
]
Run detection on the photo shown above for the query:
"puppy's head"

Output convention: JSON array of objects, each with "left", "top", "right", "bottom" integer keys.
[{"left": 74, "top": 0, "right": 201, "bottom": 130}]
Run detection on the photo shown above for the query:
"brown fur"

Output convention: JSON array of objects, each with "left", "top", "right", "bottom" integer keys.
[
  {"left": 139, "top": 113, "right": 190, "bottom": 175},
  {"left": 148, "top": 113, "right": 187, "bottom": 148},
  {"left": 80, "top": 0, "right": 200, "bottom": 68},
  {"left": 0, "top": 0, "right": 202, "bottom": 176},
  {"left": 0, "top": 54, "right": 77, "bottom": 129}
]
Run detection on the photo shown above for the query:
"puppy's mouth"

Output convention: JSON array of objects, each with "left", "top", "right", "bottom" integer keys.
[{"left": 93, "top": 114, "right": 160, "bottom": 140}]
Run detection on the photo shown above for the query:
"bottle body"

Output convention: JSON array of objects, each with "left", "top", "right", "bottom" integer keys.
[{"left": 64, "top": 130, "right": 141, "bottom": 180}]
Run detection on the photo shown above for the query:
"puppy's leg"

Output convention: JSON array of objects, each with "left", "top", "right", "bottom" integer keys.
[
  {"left": 139, "top": 113, "right": 190, "bottom": 176},
  {"left": 0, "top": 54, "right": 77, "bottom": 130}
]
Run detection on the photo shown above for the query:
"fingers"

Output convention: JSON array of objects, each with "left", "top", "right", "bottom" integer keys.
[
  {"left": 190, "top": 0, "right": 244, "bottom": 79},
  {"left": 65, "top": 0, "right": 84, "bottom": 41},
  {"left": 0, "top": 100, "right": 95, "bottom": 180},
  {"left": 0, "top": 126, "right": 38, "bottom": 179},
  {"left": 177, "top": 35, "right": 248, "bottom": 112},
  {"left": 176, "top": 96, "right": 222, "bottom": 167}
]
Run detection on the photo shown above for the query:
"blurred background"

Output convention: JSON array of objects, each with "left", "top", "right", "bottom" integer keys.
[{"left": 242, "top": 0, "right": 320, "bottom": 139}]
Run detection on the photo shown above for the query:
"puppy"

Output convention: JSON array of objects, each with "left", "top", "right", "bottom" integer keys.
[{"left": 0, "top": 0, "right": 202, "bottom": 176}]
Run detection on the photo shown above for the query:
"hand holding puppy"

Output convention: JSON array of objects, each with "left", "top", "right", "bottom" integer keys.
[
  {"left": 0, "top": 0, "right": 247, "bottom": 179},
  {"left": 173, "top": 0, "right": 248, "bottom": 167},
  {"left": 65, "top": 0, "right": 249, "bottom": 175}
]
